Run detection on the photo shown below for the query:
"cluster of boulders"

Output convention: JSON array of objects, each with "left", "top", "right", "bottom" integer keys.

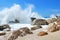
[
  {"left": 37, "top": 16, "right": 60, "bottom": 36},
  {"left": 0, "top": 16, "right": 59, "bottom": 40},
  {"left": 8, "top": 27, "right": 33, "bottom": 40}
]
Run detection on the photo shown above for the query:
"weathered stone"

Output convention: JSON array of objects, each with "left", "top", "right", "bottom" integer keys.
[
  {"left": 57, "top": 20, "right": 60, "bottom": 25},
  {"left": 20, "top": 27, "right": 33, "bottom": 34},
  {"left": 47, "top": 18, "right": 57, "bottom": 24},
  {"left": 31, "top": 25, "right": 42, "bottom": 30},
  {"left": 56, "top": 25, "right": 60, "bottom": 30},
  {"left": 0, "top": 32, "right": 6, "bottom": 36},
  {"left": 48, "top": 23, "right": 57, "bottom": 32},
  {"left": 8, "top": 30, "right": 22, "bottom": 40},
  {"left": 32, "top": 19, "right": 48, "bottom": 25},
  {"left": 0, "top": 24, "right": 10, "bottom": 31},
  {"left": 48, "top": 26, "right": 56, "bottom": 32},
  {"left": 38, "top": 31, "right": 48, "bottom": 36}
]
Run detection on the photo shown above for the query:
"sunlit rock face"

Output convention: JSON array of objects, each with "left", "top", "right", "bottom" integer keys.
[
  {"left": 47, "top": 18, "right": 57, "bottom": 24},
  {"left": 8, "top": 27, "right": 33, "bottom": 40},
  {"left": 48, "top": 23, "right": 57, "bottom": 32},
  {"left": 32, "top": 19, "right": 48, "bottom": 25}
]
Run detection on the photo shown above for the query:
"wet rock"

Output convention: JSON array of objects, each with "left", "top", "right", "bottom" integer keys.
[
  {"left": 38, "top": 31, "right": 48, "bottom": 36},
  {"left": 8, "top": 19, "right": 20, "bottom": 23},
  {"left": 0, "top": 24, "right": 11, "bottom": 31},
  {"left": 31, "top": 25, "right": 42, "bottom": 30},
  {"left": 32, "top": 19, "right": 49, "bottom": 25}
]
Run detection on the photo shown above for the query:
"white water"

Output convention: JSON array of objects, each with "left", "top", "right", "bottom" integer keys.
[
  {"left": 0, "top": 4, "right": 49, "bottom": 30},
  {"left": 9, "top": 24, "right": 34, "bottom": 30}
]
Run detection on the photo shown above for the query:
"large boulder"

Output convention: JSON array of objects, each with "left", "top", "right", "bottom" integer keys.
[
  {"left": 48, "top": 23, "right": 57, "bottom": 32},
  {"left": 47, "top": 18, "right": 57, "bottom": 24},
  {"left": 20, "top": 27, "right": 33, "bottom": 34},
  {"left": 8, "top": 30, "right": 22, "bottom": 40},
  {"left": 56, "top": 25, "right": 60, "bottom": 30},
  {"left": 8, "top": 28, "right": 33, "bottom": 40},
  {"left": 57, "top": 19, "right": 60, "bottom": 25},
  {"left": 0, "top": 24, "right": 11, "bottom": 31},
  {"left": 32, "top": 19, "right": 48, "bottom": 25}
]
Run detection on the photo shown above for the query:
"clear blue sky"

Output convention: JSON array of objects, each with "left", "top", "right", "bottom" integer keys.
[{"left": 0, "top": 0, "right": 60, "bottom": 17}]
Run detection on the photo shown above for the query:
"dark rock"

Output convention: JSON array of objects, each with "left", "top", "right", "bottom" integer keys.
[
  {"left": 0, "top": 24, "right": 11, "bottom": 31},
  {"left": 32, "top": 19, "right": 49, "bottom": 25},
  {"left": 0, "top": 32, "right": 6, "bottom": 36},
  {"left": 31, "top": 25, "right": 42, "bottom": 30}
]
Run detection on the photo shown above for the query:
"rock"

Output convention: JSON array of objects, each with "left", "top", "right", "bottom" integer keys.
[
  {"left": 0, "top": 24, "right": 11, "bottom": 31},
  {"left": 32, "top": 19, "right": 49, "bottom": 25},
  {"left": 38, "top": 31, "right": 48, "bottom": 36},
  {"left": 47, "top": 18, "right": 57, "bottom": 24},
  {"left": 8, "top": 27, "right": 33, "bottom": 40},
  {"left": 0, "top": 31, "right": 6, "bottom": 36},
  {"left": 48, "top": 26, "right": 56, "bottom": 32},
  {"left": 48, "top": 23, "right": 57, "bottom": 32},
  {"left": 56, "top": 25, "right": 60, "bottom": 30},
  {"left": 8, "top": 19, "right": 20, "bottom": 23},
  {"left": 57, "top": 19, "right": 60, "bottom": 25},
  {"left": 20, "top": 27, "right": 33, "bottom": 34},
  {"left": 31, "top": 25, "right": 42, "bottom": 30},
  {"left": 31, "top": 17, "right": 36, "bottom": 22},
  {"left": 8, "top": 30, "right": 22, "bottom": 40}
]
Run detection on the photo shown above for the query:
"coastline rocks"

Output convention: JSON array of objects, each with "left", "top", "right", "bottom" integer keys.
[
  {"left": 0, "top": 31, "right": 6, "bottom": 36},
  {"left": 32, "top": 19, "right": 48, "bottom": 25},
  {"left": 8, "top": 30, "right": 22, "bottom": 40},
  {"left": 8, "top": 27, "right": 33, "bottom": 40},
  {"left": 57, "top": 20, "right": 60, "bottom": 25},
  {"left": 56, "top": 25, "right": 60, "bottom": 30},
  {"left": 0, "top": 24, "right": 11, "bottom": 31},
  {"left": 8, "top": 19, "right": 20, "bottom": 23},
  {"left": 48, "top": 23, "right": 57, "bottom": 32},
  {"left": 48, "top": 26, "right": 56, "bottom": 32},
  {"left": 38, "top": 31, "right": 48, "bottom": 36},
  {"left": 20, "top": 27, "right": 33, "bottom": 34},
  {"left": 31, "top": 25, "right": 42, "bottom": 30},
  {"left": 47, "top": 18, "right": 57, "bottom": 24}
]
